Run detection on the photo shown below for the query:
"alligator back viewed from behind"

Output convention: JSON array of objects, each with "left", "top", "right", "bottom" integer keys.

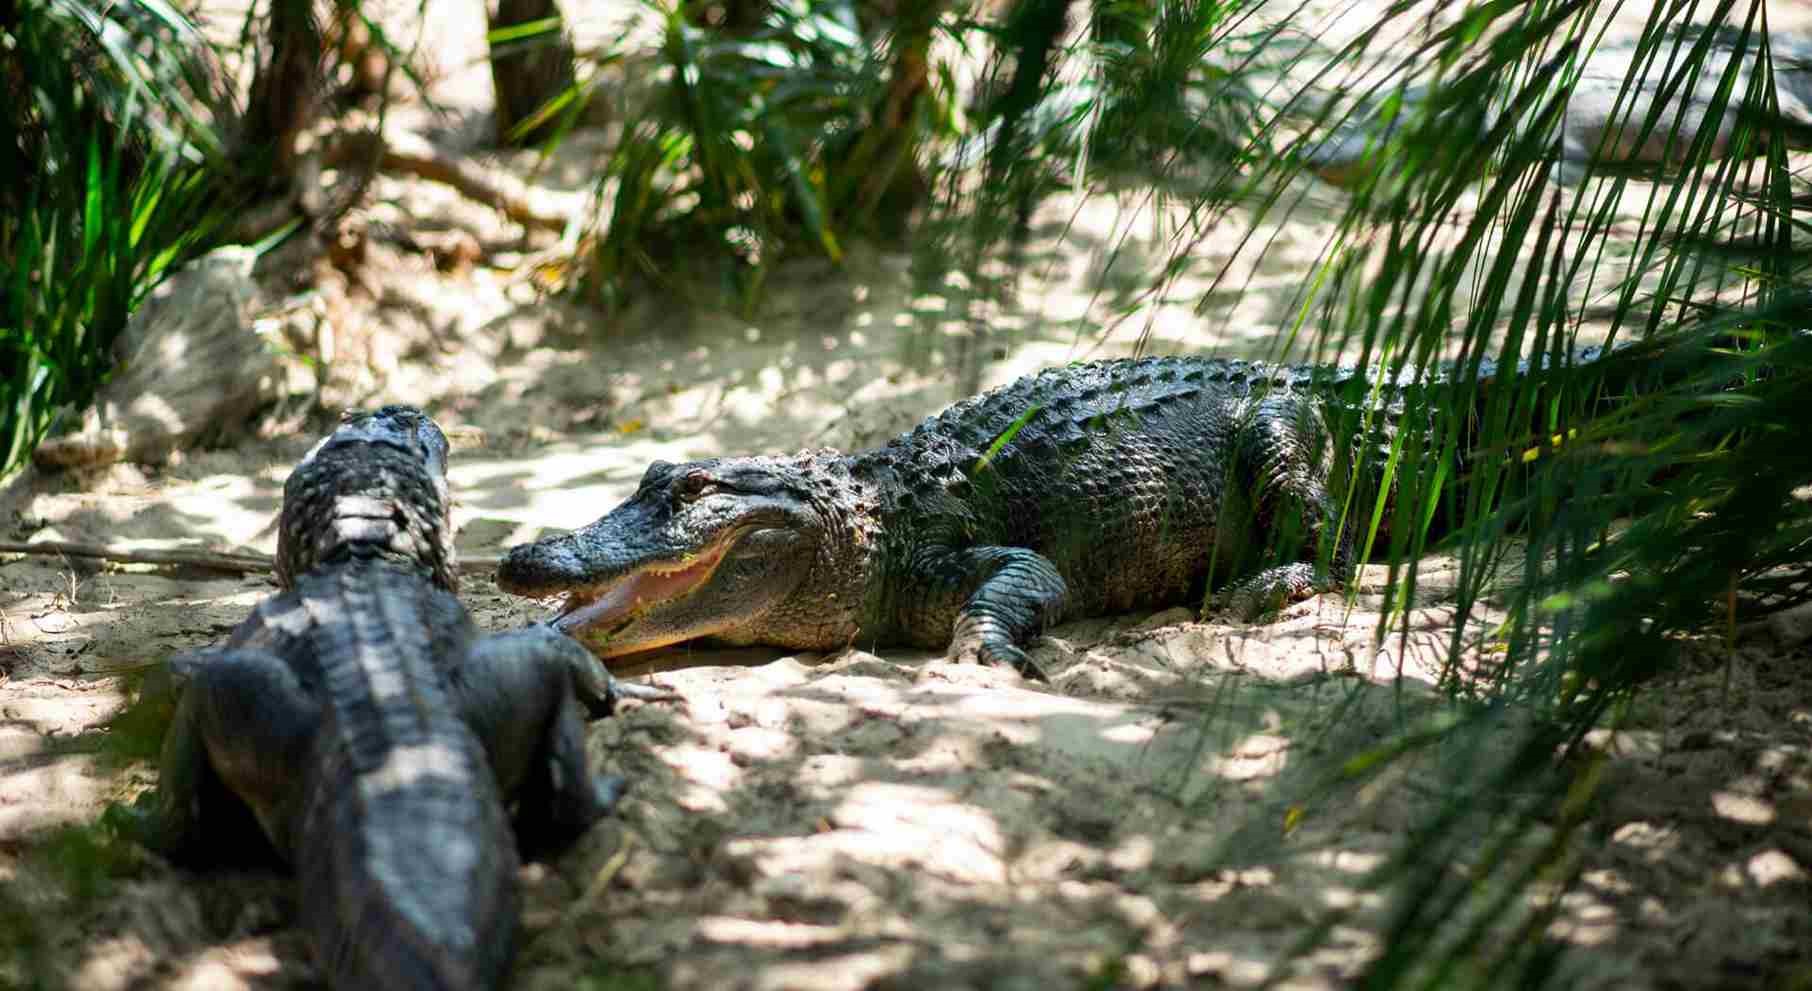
[
  {"left": 109, "top": 406, "right": 648, "bottom": 990},
  {"left": 498, "top": 349, "right": 1635, "bottom": 679}
]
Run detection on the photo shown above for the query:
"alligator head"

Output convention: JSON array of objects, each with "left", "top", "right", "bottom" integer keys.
[
  {"left": 276, "top": 405, "right": 457, "bottom": 591},
  {"left": 497, "top": 456, "right": 836, "bottom": 658}
]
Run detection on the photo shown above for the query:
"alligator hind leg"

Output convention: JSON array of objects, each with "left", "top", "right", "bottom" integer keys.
[
  {"left": 452, "top": 625, "right": 640, "bottom": 857},
  {"left": 1216, "top": 395, "right": 1352, "bottom": 618},
  {"left": 908, "top": 546, "right": 1069, "bottom": 681},
  {"left": 105, "top": 649, "right": 318, "bottom": 864}
]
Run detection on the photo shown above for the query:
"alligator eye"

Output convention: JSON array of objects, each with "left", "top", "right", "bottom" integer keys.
[{"left": 676, "top": 471, "right": 718, "bottom": 503}]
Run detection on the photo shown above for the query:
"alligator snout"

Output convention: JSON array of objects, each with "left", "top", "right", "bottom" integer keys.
[{"left": 495, "top": 534, "right": 588, "bottom": 596}]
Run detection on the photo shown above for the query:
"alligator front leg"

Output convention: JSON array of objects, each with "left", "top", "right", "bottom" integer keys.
[
  {"left": 451, "top": 624, "right": 657, "bottom": 857},
  {"left": 905, "top": 546, "right": 1069, "bottom": 681},
  {"left": 105, "top": 649, "right": 318, "bottom": 864}
]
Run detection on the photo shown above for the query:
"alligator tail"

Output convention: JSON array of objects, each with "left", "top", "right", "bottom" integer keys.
[{"left": 297, "top": 752, "right": 520, "bottom": 990}]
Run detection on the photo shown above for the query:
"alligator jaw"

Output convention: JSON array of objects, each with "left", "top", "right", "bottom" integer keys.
[{"left": 551, "top": 534, "right": 737, "bottom": 653}]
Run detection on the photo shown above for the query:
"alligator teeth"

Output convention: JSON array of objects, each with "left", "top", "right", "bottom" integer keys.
[{"left": 551, "top": 538, "right": 736, "bottom": 652}]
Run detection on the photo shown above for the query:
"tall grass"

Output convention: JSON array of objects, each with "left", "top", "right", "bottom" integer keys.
[
  {"left": 1054, "top": 1, "right": 1808, "bottom": 984},
  {"left": 1, "top": 0, "right": 243, "bottom": 478},
  {"left": 584, "top": 0, "right": 900, "bottom": 311}
]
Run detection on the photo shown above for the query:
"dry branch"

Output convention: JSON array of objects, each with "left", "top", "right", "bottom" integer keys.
[
  {"left": 326, "top": 129, "right": 580, "bottom": 233},
  {"left": 228, "top": 128, "right": 585, "bottom": 245},
  {"left": 0, "top": 540, "right": 504, "bottom": 577}
]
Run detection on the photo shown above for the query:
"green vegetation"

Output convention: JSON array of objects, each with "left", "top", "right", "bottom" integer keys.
[
  {"left": 1, "top": 0, "right": 243, "bottom": 478},
  {"left": 585, "top": 0, "right": 905, "bottom": 310},
  {"left": 0, "top": 822, "right": 148, "bottom": 987}
]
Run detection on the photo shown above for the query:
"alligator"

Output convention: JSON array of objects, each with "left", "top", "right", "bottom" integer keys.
[
  {"left": 495, "top": 349, "right": 1642, "bottom": 681},
  {"left": 107, "top": 406, "right": 661, "bottom": 990}
]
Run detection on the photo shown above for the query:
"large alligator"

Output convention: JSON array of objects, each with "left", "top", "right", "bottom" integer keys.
[
  {"left": 495, "top": 350, "right": 1633, "bottom": 681},
  {"left": 107, "top": 406, "right": 658, "bottom": 989}
]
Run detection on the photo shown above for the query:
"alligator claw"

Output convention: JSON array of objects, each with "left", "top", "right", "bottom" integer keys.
[
  {"left": 608, "top": 679, "right": 683, "bottom": 705},
  {"left": 978, "top": 642, "right": 1049, "bottom": 682},
  {"left": 578, "top": 675, "right": 680, "bottom": 721}
]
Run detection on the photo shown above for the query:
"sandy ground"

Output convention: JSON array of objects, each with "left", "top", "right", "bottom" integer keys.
[{"left": 4, "top": 2, "right": 1812, "bottom": 988}]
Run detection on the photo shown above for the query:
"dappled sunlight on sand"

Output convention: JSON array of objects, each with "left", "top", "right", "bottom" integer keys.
[
  {"left": 0, "top": 750, "right": 111, "bottom": 837},
  {"left": 537, "top": 618, "right": 1478, "bottom": 987},
  {"left": 74, "top": 934, "right": 291, "bottom": 991}
]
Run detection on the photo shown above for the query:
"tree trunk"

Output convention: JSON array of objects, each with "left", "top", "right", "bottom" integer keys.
[
  {"left": 243, "top": 0, "right": 326, "bottom": 186},
  {"left": 984, "top": 0, "right": 1071, "bottom": 187},
  {"left": 488, "top": 0, "right": 578, "bottom": 147},
  {"left": 829, "top": 0, "right": 940, "bottom": 229}
]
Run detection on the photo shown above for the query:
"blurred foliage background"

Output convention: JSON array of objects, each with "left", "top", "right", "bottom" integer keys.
[{"left": 4, "top": 0, "right": 1809, "bottom": 985}]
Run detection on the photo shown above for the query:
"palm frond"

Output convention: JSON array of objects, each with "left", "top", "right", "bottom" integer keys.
[
  {"left": 585, "top": 0, "right": 891, "bottom": 310},
  {"left": 1, "top": 0, "right": 242, "bottom": 477},
  {"left": 919, "top": 0, "right": 1807, "bottom": 983}
]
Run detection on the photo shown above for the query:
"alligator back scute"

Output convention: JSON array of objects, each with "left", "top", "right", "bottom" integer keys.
[{"left": 876, "top": 357, "right": 1251, "bottom": 619}]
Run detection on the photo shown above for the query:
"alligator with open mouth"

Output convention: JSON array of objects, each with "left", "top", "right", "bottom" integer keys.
[{"left": 495, "top": 351, "right": 1637, "bottom": 680}]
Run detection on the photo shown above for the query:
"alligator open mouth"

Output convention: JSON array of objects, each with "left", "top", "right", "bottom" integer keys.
[{"left": 551, "top": 533, "right": 737, "bottom": 652}]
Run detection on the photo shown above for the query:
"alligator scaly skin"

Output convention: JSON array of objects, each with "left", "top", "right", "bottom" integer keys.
[
  {"left": 496, "top": 351, "right": 1617, "bottom": 679},
  {"left": 109, "top": 407, "right": 643, "bottom": 989}
]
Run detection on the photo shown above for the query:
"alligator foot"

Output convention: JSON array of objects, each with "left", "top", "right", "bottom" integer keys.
[
  {"left": 926, "top": 546, "right": 1068, "bottom": 682},
  {"left": 950, "top": 615, "right": 1053, "bottom": 682},
  {"left": 508, "top": 621, "right": 681, "bottom": 719},
  {"left": 456, "top": 625, "right": 650, "bottom": 855},
  {"left": 1215, "top": 563, "right": 1337, "bottom": 620},
  {"left": 602, "top": 678, "right": 683, "bottom": 708}
]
